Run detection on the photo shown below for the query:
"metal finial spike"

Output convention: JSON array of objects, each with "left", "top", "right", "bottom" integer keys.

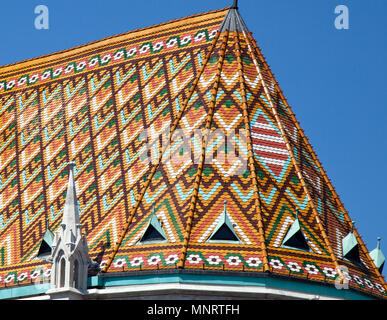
[
  {"left": 232, "top": 0, "right": 238, "bottom": 9},
  {"left": 351, "top": 220, "right": 355, "bottom": 232},
  {"left": 377, "top": 237, "right": 381, "bottom": 249},
  {"left": 68, "top": 161, "right": 76, "bottom": 174},
  {"left": 46, "top": 218, "right": 50, "bottom": 230},
  {"left": 295, "top": 209, "right": 299, "bottom": 219},
  {"left": 68, "top": 161, "right": 76, "bottom": 167}
]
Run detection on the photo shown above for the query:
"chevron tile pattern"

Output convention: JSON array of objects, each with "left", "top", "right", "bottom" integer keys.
[{"left": 0, "top": 7, "right": 385, "bottom": 299}]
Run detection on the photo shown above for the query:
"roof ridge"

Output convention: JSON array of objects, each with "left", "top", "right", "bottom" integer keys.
[
  {"left": 234, "top": 30, "right": 270, "bottom": 272},
  {"left": 0, "top": 7, "right": 229, "bottom": 74}
]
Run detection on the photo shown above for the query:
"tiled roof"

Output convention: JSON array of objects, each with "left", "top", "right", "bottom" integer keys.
[{"left": 0, "top": 5, "right": 386, "bottom": 299}]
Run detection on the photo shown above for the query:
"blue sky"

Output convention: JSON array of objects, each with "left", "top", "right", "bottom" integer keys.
[{"left": 0, "top": 0, "right": 386, "bottom": 274}]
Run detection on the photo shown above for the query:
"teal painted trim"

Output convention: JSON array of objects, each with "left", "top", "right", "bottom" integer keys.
[
  {"left": 89, "top": 273, "right": 376, "bottom": 300},
  {"left": 0, "top": 273, "right": 378, "bottom": 300},
  {"left": 280, "top": 244, "right": 312, "bottom": 253},
  {"left": 0, "top": 283, "right": 50, "bottom": 300},
  {"left": 88, "top": 276, "right": 104, "bottom": 287}
]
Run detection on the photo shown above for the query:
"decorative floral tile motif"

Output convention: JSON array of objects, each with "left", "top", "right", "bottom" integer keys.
[
  {"left": 0, "top": 252, "right": 385, "bottom": 299},
  {"left": 286, "top": 260, "right": 304, "bottom": 274},
  {"left": 0, "top": 266, "right": 51, "bottom": 286},
  {"left": 0, "top": 28, "right": 218, "bottom": 93}
]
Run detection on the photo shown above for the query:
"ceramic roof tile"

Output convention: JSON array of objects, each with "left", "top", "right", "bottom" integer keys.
[{"left": 0, "top": 5, "right": 386, "bottom": 299}]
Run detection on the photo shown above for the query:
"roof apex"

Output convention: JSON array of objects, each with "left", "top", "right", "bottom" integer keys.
[{"left": 219, "top": 1, "right": 248, "bottom": 32}]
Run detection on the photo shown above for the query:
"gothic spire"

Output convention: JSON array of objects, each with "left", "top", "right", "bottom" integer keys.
[{"left": 61, "top": 161, "right": 81, "bottom": 233}]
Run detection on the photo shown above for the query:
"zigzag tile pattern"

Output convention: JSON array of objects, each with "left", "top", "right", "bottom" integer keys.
[{"left": 0, "top": 7, "right": 385, "bottom": 299}]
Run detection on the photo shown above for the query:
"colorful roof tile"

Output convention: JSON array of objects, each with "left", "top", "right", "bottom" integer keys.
[{"left": 0, "top": 4, "right": 386, "bottom": 299}]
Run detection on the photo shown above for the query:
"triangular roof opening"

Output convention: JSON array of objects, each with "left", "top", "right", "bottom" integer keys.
[
  {"left": 342, "top": 222, "right": 362, "bottom": 265},
  {"left": 141, "top": 224, "right": 165, "bottom": 243},
  {"left": 37, "top": 238, "right": 52, "bottom": 259},
  {"left": 281, "top": 212, "right": 310, "bottom": 252},
  {"left": 137, "top": 207, "right": 168, "bottom": 245},
  {"left": 211, "top": 224, "right": 239, "bottom": 242},
  {"left": 37, "top": 219, "right": 54, "bottom": 260},
  {"left": 207, "top": 201, "right": 242, "bottom": 244}
]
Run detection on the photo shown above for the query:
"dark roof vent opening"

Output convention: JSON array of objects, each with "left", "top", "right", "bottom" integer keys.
[
  {"left": 206, "top": 201, "right": 242, "bottom": 244},
  {"left": 342, "top": 226, "right": 363, "bottom": 266},
  {"left": 282, "top": 229, "right": 309, "bottom": 251},
  {"left": 344, "top": 245, "right": 361, "bottom": 264},
  {"left": 37, "top": 239, "right": 52, "bottom": 259},
  {"left": 210, "top": 224, "right": 239, "bottom": 242},
  {"left": 137, "top": 208, "right": 168, "bottom": 245},
  {"left": 37, "top": 219, "right": 54, "bottom": 260},
  {"left": 281, "top": 216, "right": 310, "bottom": 252},
  {"left": 140, "top": 224, "right": 166, "bottom": 243},
  {"left": 379, "top": 261, "right": 385, "bottom": 273}
]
